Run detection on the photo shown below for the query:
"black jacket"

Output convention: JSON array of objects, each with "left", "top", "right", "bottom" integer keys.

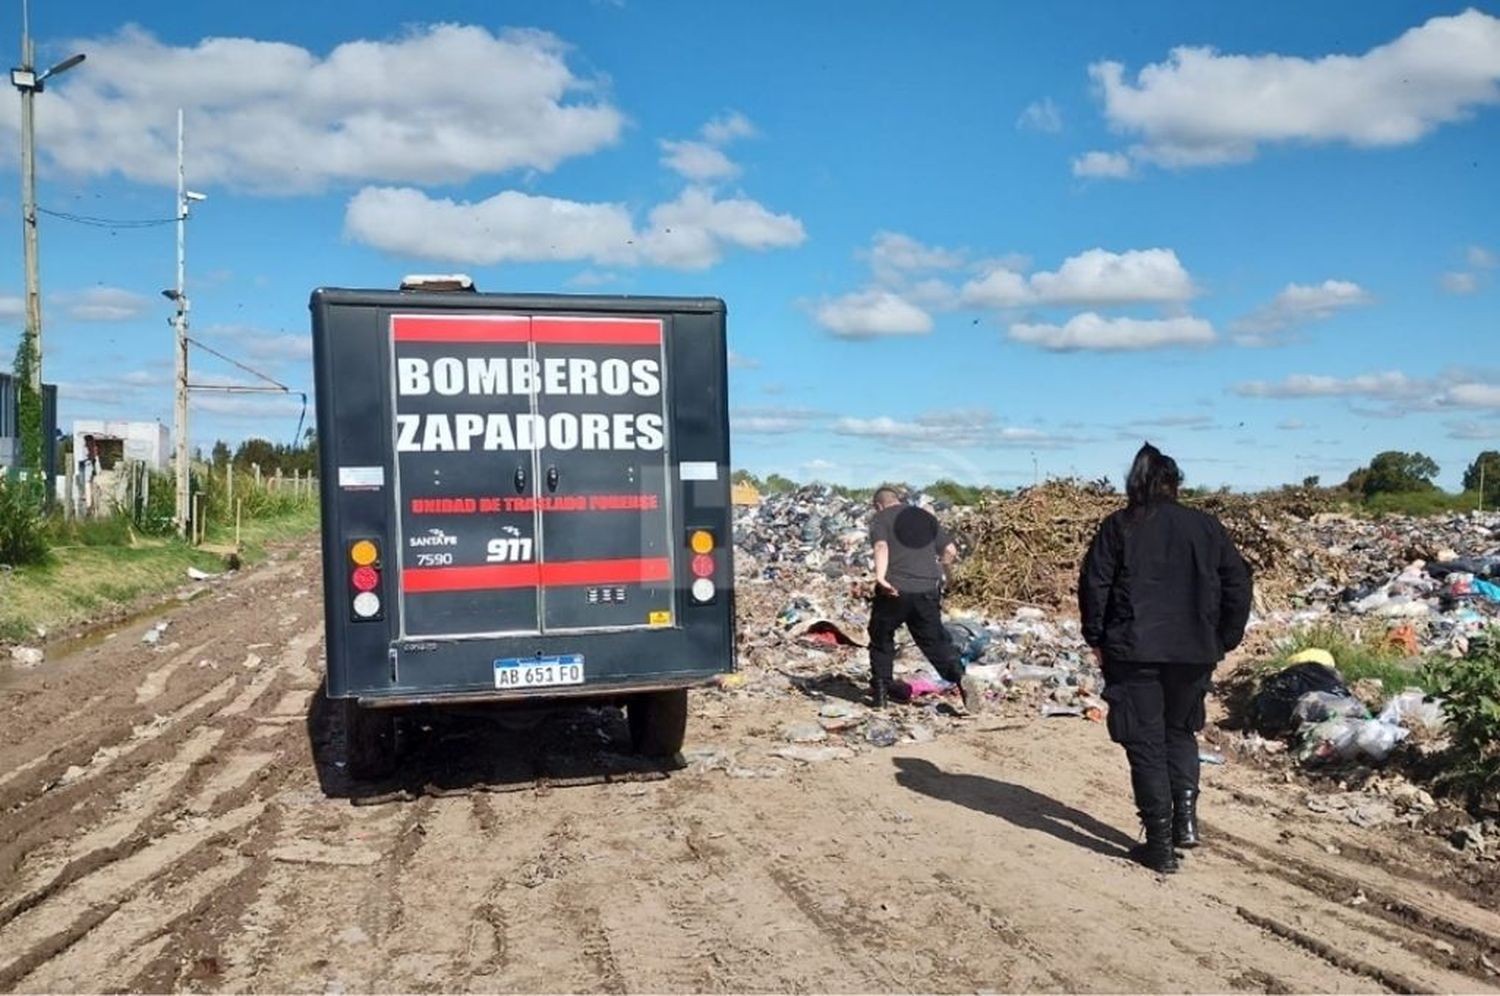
[{"left": 1078, "top": 501, "right": 1252, "bottom": 665}]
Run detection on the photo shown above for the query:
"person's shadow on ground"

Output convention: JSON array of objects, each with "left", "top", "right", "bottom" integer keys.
[{"left": 893, "top": 756, "right": 1135, "bottom": 859}]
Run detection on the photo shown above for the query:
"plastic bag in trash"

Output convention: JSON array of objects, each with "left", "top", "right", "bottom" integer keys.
[
  {"left": 1298, "top": 717, "right": 1362, "bottom": 764},
  {"left": 1293, "top": 691, "right": 1369, "bottom": 725},
  {"left": 1354, "top": 718, "right": 1409, "bottom": 762},
  {"left": 1253, "top": 661, "right": 1351, "bottom": 735},
  {"left": 944, "top": 620, "right": 990, "bottom": 665},
  {"left": 1377, "top": 688, "right": 1447, "bottom": 734}
]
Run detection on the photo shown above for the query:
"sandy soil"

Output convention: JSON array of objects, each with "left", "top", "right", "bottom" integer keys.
[{"left": 2, "top": 545, "right": 1498, "bottom": 994}]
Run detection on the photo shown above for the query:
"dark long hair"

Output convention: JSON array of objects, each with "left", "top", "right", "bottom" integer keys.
[{"left": 1126, "top": 442, "right": 1182, "bottom": 510}]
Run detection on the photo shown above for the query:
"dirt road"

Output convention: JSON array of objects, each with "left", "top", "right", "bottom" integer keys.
[{"left": 2, "top": 545, "right": 1499, "bottom": 994}]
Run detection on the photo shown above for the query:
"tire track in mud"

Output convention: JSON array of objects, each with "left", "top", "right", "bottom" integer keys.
[
  {"left": 652, "top": 782, "right": 893, "bottom": 993},
  {"left": 0, "top": 559, "right": 327, "bottom": 993},
  {"left": 0, "top": 631, "right": 322, "bottom": 937},
  {"left": 1203, "top": 826, "right": 1500, "bottom": 990},
  {"left": 0, "top": 800, "right": 267, "bottom": 989}
]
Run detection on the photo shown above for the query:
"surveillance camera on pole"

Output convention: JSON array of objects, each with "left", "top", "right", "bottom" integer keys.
[{"left": 172, "top": 109, "right": 206, "bottom": 539}]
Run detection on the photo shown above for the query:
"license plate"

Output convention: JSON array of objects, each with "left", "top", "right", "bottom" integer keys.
[{"left": 493, "top": 654, "right": 585, "bottom": 689}]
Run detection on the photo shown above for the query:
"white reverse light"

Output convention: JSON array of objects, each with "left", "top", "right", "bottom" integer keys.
[
  {"left": 691, "top": 578, "right": 715, "bottom": 602},
  {"left": 352, "top": 592, "right": 381, "bottom": 618}
]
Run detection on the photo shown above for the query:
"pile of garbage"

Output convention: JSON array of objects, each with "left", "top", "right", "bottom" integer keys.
[{"left": 1249, "top": 651, "right": 1447, "bottom": 766}]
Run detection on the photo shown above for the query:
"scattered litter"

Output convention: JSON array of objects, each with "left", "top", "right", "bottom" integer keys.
[
  {"left": 9, "top": 645, "right": 43, "bottom": 668},
  {"left": 780, "top": 722, "right": 827, "bottom": 744},
  {"left": 186, "top": 566, "right": 222, "bottom": 582},
  {"left": 771, "top": 745, "right": 855, "bottom": 764},
  {"left": 270, "top": 841, "right": 382, "bottom": 867},
  {"left": 141, "top": 621, "right": 170, "bottom": 645}
]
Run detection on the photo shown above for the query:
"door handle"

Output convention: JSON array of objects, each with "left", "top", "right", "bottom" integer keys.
[
  {"left": 546, "top": 465, "right": 559, "bottom": 492},
  {"left": 514, "top": 466, "right": 527, "bottom": 493}
]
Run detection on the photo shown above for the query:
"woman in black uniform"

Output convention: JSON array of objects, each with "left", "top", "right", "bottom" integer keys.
[{"left": 1078, "top": 444, "right": 1252, "bottom": 873}]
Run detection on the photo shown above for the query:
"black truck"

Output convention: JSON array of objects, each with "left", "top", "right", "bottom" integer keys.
[{"left": 310, "top": 279, "right": 735, "bottom": 778}]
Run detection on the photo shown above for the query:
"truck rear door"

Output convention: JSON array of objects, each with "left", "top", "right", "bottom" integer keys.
[
  {"left": 390, "top": 313, "right": 676, "bottom": 641},
  {"left": 532, "top": 316, "right": 676, "bottom": 634}
]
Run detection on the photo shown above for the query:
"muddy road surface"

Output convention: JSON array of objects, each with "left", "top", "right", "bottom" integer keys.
[{"left": 2, "top": 545, "right": 1499, "bottom": 993}]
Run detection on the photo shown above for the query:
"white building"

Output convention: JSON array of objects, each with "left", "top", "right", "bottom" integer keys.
[
  {"left": 72, "top": 420, "right": 171, "bottom": 472},
  {"left": 71, "top": 420, "right": 171, "bottom": 516}
]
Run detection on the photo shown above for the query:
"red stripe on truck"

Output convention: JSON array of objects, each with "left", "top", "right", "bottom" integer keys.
[
  {"left": 391, "top": 316, "right": 529, "bottom": 343},
  {"left": 403, "top": 557, "right": 672, "bottom": 593},
  {"left": 531, "top": 318, "right": 662, "bottom": 345}
]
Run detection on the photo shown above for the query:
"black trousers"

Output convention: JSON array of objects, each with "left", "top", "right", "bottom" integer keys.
[
  {"left": 868, "top": 590, "right": 962, "bottom": 685},
  {"left": 1102, "top": 661, "right": 1214, "bottom": 821}
]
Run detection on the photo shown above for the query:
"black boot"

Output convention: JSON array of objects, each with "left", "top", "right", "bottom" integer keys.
[
  {"left": 869, "top": 678, "right": 889, "bottom": 709},
  {"left": 1130, "top": 815, "right": 1179, "bottom": 874},
  {"left": 1173, "top": 788, "right": 1200, "bottom": 849}
]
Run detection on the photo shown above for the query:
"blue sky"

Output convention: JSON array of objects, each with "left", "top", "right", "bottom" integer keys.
[{"left": 2, "top": 1, "right": 1497, "bottom": 490}]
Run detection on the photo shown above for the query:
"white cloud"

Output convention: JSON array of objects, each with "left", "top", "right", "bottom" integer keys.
[
  {"left": 6, "top": 25, "right": 624, "bottom": 194},
  {"left": 1017, "top": 98, "right": 1063, "bottom": 133},
  {"left": 1071, "top": 150, "right": 1133, "bottom": 178},
  {"left": 814, "top": 290, "right": 933, "bottom": 338},
  {"left": 660, "top": 111, "right": 758, "bottom": 181},
  {"left": 1231, "top": 279, "right": 1372, "bottom": 343},
  {"left": 1468, "top": 245, "right": 1498, "bottom": 269},
  {"left": 1233, "top": 371, "right": 1424, "bottom": 399},
  {"left": 565, "top": 269, "right": 619, "bottom": 288},
  {"left": 53, "top": 286, "right": 151, "bottom": 322},
  {"left": 701, "top": 111, "right": 756, "bottom": 145},
  {"left": 1277, "top": 419, "right": 1308, "bottom": 430},
  {"left": 833, "top": 409, "right": 1077, "bottom": 449},
  {"left": 962, "top": 248, "right": 1195, "bottom": 308},
  {"left": 1030, "top": 248, "right": 1195, "bottom": 305},
  {"left": 1128, "top": 414, "right": 1215, "bottom": 428},
  {"left": 864, "top": 231, "right": 965, "bottom": 283},
  {"left": 642, "top": 187, "right": 806, "bottom": 268},
  {"left": 0, "top": 295, "right": 25, "bottom": 320},
  {"left": 344, "top": 184, "right": 804, "bottom": 270},
  {"left": 1008, "top": 313, "right": 1214, "bottom": 352},
  {"left": 1442, "top": 271, "right": 1480, "bottom": 294},
  {"left": 659, "top": 140, "right": 738, "bottom": 181},
  {"left": 195, "top": 393, "right": 306, "bottom": 418},
  {"left": 1445, "top": 382, "right": 1500, "bottom": 408},
  {"left": 727, "top": 349, "right": 760, "bottom": 370},
  {"left": 730, "top": 406, "right": 823, "bottom": 435},
  {"left": 1088, "top": 9, "right": 1500, "bottom": 169},
  {"left": 55, "top": 368, "right": 166, "bottom": 406},
  {"left": 801, "top": 457, "right": 840, "bottom": 479},
  {"left": 1447, "top": 420, "right": 1500, "bottom": 440},
  {"left": 202, "top": 324, "right": 313, "bottom": 364}
]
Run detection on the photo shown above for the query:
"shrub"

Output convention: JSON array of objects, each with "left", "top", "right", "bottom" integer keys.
[
  {"left": 47, "top": 511, "right": 135, "bottom": 547},
  {"left": 0, "top": 476, "right": 50, "bottom": 565},
  {"left": 1423, "top": 639, "right": 1500, "bottom": 799}
]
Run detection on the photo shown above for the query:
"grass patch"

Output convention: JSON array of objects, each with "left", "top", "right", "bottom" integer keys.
[
  {"left": 1359, "top": 490, "right": 1485, "bottom": 517},
  {"left": 0, "top": 505, "right": 320, "bottom": 644},
  {"left": 1261, "top": 622, "right": 1436, "bottom": 695}
]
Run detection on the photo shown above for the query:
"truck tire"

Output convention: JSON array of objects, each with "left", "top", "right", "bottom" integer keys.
[
  {"left": 627, "top": 689, "right": 689, "bottom": 758},
  {"left": 342, "top": 699, "right": 396, "bottom": 781}
]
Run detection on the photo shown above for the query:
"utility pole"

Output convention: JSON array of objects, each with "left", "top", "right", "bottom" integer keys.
[
  {"left": 11, "top": 1, "right": 84, "bottom": 459},
  {"left": 17, "top": 25, "right": 39, "bottom": 395},
  {"left": 169, "top": 108, "right": 208, "bottom": 539},
  {"left": 167, "top": 111, "right": 208, "bottom": 537}
]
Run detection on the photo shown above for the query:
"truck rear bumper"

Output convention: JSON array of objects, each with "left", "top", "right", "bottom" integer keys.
[{"left": 354, "top": 675, "right": 722, "bottom": 710}]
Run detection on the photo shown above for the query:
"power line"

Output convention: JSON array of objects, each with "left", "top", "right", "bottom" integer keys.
[
  {"left": 185, "top": 335, "right": 309, "bottom": 448},
  {"left": 38, "top": 206, "right": 179, "bottom": 229},
  {"left": 185, "top": 336, "right": 290, "bottom": 391}
]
